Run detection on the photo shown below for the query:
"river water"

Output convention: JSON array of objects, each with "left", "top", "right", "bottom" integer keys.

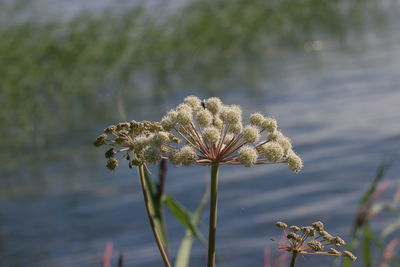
[{"left": 1, "top": 1, "right": 400, "bottom": 267}]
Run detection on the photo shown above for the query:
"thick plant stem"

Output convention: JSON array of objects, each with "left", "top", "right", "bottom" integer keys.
[
  {"left": 138, "top": 164, "right": 172, "bottom": 267},
  {"left": 290, "top": 252, "right": 298, "bottom": 267},
  {"left": 207, "top": 163, "right": 220, "bottom": 267}
]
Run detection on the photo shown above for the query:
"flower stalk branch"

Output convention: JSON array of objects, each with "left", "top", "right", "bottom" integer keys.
[{"left": 138, "top": 164, "right": 171, "bottom": 267}]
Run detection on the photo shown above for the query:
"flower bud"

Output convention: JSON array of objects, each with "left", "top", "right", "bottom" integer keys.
[
  {"left": 177, "top": 109, "right": 193, "bottom": 125},
  {"left": 117, "top": 122, "right": 130, "bottom": 130},
  {"left": 261, "top": 117, "right": 277, "bottom": 132},
  {"left": 106, "top": 159, "right": 119, "bottom": 170},
  {"left": 249, "top": 113, "right": 265, "bottom": 127},
  {"left": 205, "top": 97, "right": 222, "bottom": 114},
  {"left": 184, "top": 95, "right": 201, "bottom": 108},
  {"left": 287, "top": 233, "right": 302, "bottom": 242},
  {"left": 285, "top": 151, "right": 303, "bottom": 172},
  {"left": 301, "top": 226, "right": 315, "bottom": 236},
  {"left": 312, "top": 221, "right": 324, "bottom": 231},
  {"left": 142, "top": 145, "right": 161, "bottom": 164},
  {"left": 238, "top": 145, "right": 258, "bottom": 167},
  {"left": 290, "top": 226, "right": 301, "bottom": 232},
  {"left": 328, "top": 248, "right": 341, "bottom": 256},
  {"left": 258, "top": 142, "right": 284, "bottom": 162},
  {"left": 307, "top": 240, "right": 323, "bottom": 251},
  {"left": 213, "top": 117, "right": 224, "bottom": 129},
  {"left": 104, "top": 125, "right": 116, "bottom": 134},
  {"left": 202, "top": 127, "right": 220, "bottom": 145},
  {"left": 243, "top": 125, "right": 260, "bottom": 143},
  {"left": 132, "top": 135, "right": 150, "bottom": 153},
  {"left": 268, "top": 131, "right": 283, "bottom": 141},
  {"left": 94, "top": 134, "right": 107, "bottom": 147},
  {"left": 168, "top": 150, "right": 182, "bottom": 166},
  {"left": 276, "top": 221, "right": 288, "bottom": 228},
  {"left": 343, "top": 251, "right": 357, "bottom": 261},
  {"left": 179, "top": 146, "right": 198, "bottom": 166},
  {"left": 196, "top": 109, "right": 212, "bottom": 127},
  {"left": 161, "top": 110, "right": 178, "bottom": 131},
  {"left": 176, "top": 103, "right": 192, "bottom": 112},
  {"left": 276, "top": 136, "right": 292, "bottom": 153},
  {"left": 105, "top": 148, "right": 116, "bottom": 158},
  {"left": 333, "top": 236, "right": 346, "bottom": 246},
  {"left": 226, "top": 108, "right": 241, "bottom": 124},
  {"left": 227, "top": 122, "right": 243, "bottom": 134},
  {"left": 152, "top": 132, "right": 170, "bottom": 146},
  {"left": 320, "top": 230, "right": 333, "bottom": 240}
]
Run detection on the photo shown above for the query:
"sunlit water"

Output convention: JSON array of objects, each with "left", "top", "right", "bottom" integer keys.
[{"left": 1, "top": 3, "right": 400, "bottom": 267}]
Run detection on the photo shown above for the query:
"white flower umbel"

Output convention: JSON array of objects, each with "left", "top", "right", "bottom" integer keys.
[{"left": 157, "top": 96, "right": 301, "bottom": 170}]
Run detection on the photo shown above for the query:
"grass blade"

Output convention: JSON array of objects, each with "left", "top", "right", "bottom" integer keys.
[{"left": 175, "top": 188, "right": 209, "bottom": 267}]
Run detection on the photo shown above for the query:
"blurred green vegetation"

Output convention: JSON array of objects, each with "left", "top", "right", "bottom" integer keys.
[{"left": 0, "top": 0, "right": 385, "bottom": 152}]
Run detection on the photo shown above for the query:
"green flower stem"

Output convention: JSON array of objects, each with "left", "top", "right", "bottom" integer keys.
[
  {"left": 290, "top": 252, "right": 298, "bottom": 267},
  {"left": 207, "top": 163, "right": 220, "bottom": 267},
  {"left": 138, "top": 164, "right": 172, "bottom": 267}
]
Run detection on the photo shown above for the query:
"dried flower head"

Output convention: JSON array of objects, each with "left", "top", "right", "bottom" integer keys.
[
  {"left": 275, "top": 220, "right": 355, "bottom": 262},
  {"left": 93, "top": 120, "right": 171, "bottom": 169},
  {"left": 106, "top": 158, "right": 119, "bottom": 170},
  {"left": 343, "top": 251, "right": 357, "bottom": 261},
  {"left": 276, "top": 221, "right": 288, "bottom": 228},
  {"left": 290, "top": 226, "right": 301, "bottom": 232}
]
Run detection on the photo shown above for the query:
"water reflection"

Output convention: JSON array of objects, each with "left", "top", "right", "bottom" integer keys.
[{"left": 1, "top": 0, "right": 400, "bottom": 266}]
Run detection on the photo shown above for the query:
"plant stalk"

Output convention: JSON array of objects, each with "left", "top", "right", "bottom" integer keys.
[
  {"left": 289, "top": 252, "right": 298, "bottom": 267},
  {"left": 207, "top": 163, "right": 220, "bottom": 267},
  {"left": 138, "top": 164, "right": 172, "bottom": 267}
]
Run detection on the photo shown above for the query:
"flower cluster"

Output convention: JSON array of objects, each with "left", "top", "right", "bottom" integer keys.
[
  {"left": 275, "top": 221, "right": 357, "bottom": 261},
  {"left": 94, "top": 96, "right": 302, "bottom": 172},
  {"left": 93, "top": 120, "right": 179, "bottom": 170},
  {"left": 160, "top": 96, "right": 302, "bottom": 171}
]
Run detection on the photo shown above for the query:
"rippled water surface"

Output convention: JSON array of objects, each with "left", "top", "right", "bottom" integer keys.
[{"left": 1, "top": 1, "right": 400, "bottom": 266}]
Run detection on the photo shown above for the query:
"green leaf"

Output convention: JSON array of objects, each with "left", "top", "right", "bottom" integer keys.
[
  {"left": 362, "top": 226, "right": 373, "bottom": 267},
  {"left": 381, "top": 219, "right": 400, "bottom": 239},
  {"left": 174, "top": 188, "right": 209, "bottom": 267},
  {"left": 163, "top": 195, "right": 207, "bottom": 246},
  {"left": 349, "top": 161, "right": 391, "bottom": 238},
  {"left": 370, "top": 203, "right": 395, "bottom": 216},
  {"left": 359, "top": 161, "right": 391, "bottom": 205}
]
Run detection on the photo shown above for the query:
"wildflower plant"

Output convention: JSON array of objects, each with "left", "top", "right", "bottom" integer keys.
[
  {"left": 275, "top": 221, "right": 357, "bottom": 267},
  {"left": 94, "top": 96, "right": 302, "bottom": 267}
]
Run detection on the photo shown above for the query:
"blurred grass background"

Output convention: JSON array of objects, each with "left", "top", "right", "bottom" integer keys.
[{"left": 0, "top": 0, "right": 387, "bottom": 151}]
